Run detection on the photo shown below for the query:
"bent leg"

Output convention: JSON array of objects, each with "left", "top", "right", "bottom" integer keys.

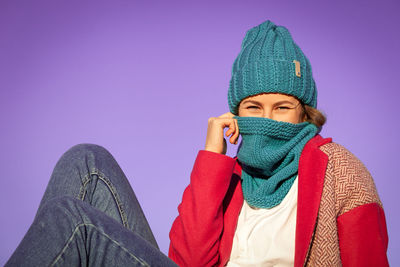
[
  {"left": 6, "top": 196, "right": 177, "bottom": 267},
  {"left": 36, "top": 143, "right": 158, "bottom": 248}
]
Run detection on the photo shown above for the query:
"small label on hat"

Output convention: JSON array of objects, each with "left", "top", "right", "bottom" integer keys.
[{"left": 293, "top": 60, "right": 301, "bottom": 77}]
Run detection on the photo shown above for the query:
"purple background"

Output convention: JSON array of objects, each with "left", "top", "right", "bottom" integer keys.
[{"left": 1, "top": 0, "right": 399, "bottom": 265}]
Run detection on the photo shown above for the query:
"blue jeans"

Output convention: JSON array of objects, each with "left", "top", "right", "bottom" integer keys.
[{"left": 5, "top": 144, "right": 178, "bottom": 267}]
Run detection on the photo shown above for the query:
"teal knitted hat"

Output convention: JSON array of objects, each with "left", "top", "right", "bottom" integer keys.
[{"left": 228, "top": 20, "right": 317, "bottom": 114}]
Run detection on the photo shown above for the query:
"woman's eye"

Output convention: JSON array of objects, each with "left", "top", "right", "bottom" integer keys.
[
  {"left": 277, "top": 106, "right": 290, "bottom": 110},
  {"left": 247, "top": 106, "right": 260, "bottom": 110}
]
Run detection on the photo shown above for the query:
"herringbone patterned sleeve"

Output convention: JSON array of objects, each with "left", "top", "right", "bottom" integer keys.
[{"left": 305, "top": 142, "right": 385, "bottom": 266}]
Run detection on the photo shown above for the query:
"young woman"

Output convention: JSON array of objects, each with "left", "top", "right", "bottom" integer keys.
[
  {"left": 6, "top": 20, "right": 388, "bottom": 266},
  {"left": 168, "top": 20, "right": 388, "bottom": 266}
]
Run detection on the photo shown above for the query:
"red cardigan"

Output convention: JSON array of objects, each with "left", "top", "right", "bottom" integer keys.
[{"left": 168, "top": 135, "right": 388, "bottom": 266}]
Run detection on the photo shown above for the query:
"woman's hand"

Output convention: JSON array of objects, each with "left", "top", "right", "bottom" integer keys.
[{"left": 205, "top": 112, "right": 240, "bottom": 154}]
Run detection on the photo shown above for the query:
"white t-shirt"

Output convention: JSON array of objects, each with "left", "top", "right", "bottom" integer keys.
[{"left": 226, "top": 176, "right": 298, "bottom": 267}]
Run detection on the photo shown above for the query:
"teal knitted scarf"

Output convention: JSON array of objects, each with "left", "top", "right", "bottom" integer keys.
[{"left": 235, "top": 116, "right": 318, "bottom": 209}]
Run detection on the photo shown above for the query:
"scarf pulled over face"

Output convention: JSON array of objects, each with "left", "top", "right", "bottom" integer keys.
[{"left": 235, "top": 116, "right": 318, "bottom": 209}]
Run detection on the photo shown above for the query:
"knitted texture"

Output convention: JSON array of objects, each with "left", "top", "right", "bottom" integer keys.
[
  {"left": 235, "top": 116, "right": 318, "bottom": 208},
  {"left": 228, "top": 20, "right": 317, "bottom": 114}
]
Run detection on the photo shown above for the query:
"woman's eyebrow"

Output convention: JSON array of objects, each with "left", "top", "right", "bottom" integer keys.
[
  {"left": 241, "top": 100, "right": 298, "bottom": 106},
  {"left": 273, "top": 100, "right": 298, "bottom": 106},
  {"left": 241, "top": 100, "right": 262, "bottom": 105}
]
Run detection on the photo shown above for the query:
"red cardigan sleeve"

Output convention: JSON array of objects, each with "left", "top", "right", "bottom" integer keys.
[
  {"left": 168, "top": 150, "right": 236, "bottom": 267},
  {"left": 337, "top": 202, "right": 389, "bottom": 267}
]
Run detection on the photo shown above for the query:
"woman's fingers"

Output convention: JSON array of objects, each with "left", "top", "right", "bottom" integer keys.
[
  {"left": 204, "top": 112, "right": 240, "bottom": 154},
  {"left": 219, "top": 112, "right": 235, "bottom": 119},
  {"left": 234, "top": 118, "right": 239, "bottom": 144},
  {"left": 221, "top": 113, "right": 239, "bottom": 145},
  {"left": 227, "top": 118, "right": 239, "bottom": 145},
  {"left": 225, "top": 120, "right": 236, "bottom": 137}
]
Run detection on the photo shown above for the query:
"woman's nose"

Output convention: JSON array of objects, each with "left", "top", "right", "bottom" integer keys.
[{"left": 262, "top": 109, "right": 272, "bottom": 119}]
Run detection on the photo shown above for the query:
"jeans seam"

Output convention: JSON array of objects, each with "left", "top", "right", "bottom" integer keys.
[
  {"left": 79, "top": 169, "right": 129, "bottom": 228},
  {"left": 50, "top": 223, "right": 150, "bottom": 267}
]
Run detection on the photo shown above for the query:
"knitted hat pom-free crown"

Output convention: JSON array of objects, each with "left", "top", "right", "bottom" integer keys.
[{"left": 228, "top": 20, "right": 317, "bottom": 115}]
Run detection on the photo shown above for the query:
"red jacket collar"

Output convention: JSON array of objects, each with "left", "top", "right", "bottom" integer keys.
[{"left": 295, "top": 134, "right": 332, "bottom": 266}]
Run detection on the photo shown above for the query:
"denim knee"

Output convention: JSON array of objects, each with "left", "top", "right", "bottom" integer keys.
[
  {"left": 38, "top": 142, "right": 141, "bottom": 233},
  {"left": 39, "top": 144, "right": 113, "bottom": 203},
  {"left": 66, "top": 143, "right": 112, "bottom": 158},
  {"left": 49, "top": 143, "right": 121, "bottom": 191},
  {"left": 60, "top": 143, "right": 114, "bottom": 169}
]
